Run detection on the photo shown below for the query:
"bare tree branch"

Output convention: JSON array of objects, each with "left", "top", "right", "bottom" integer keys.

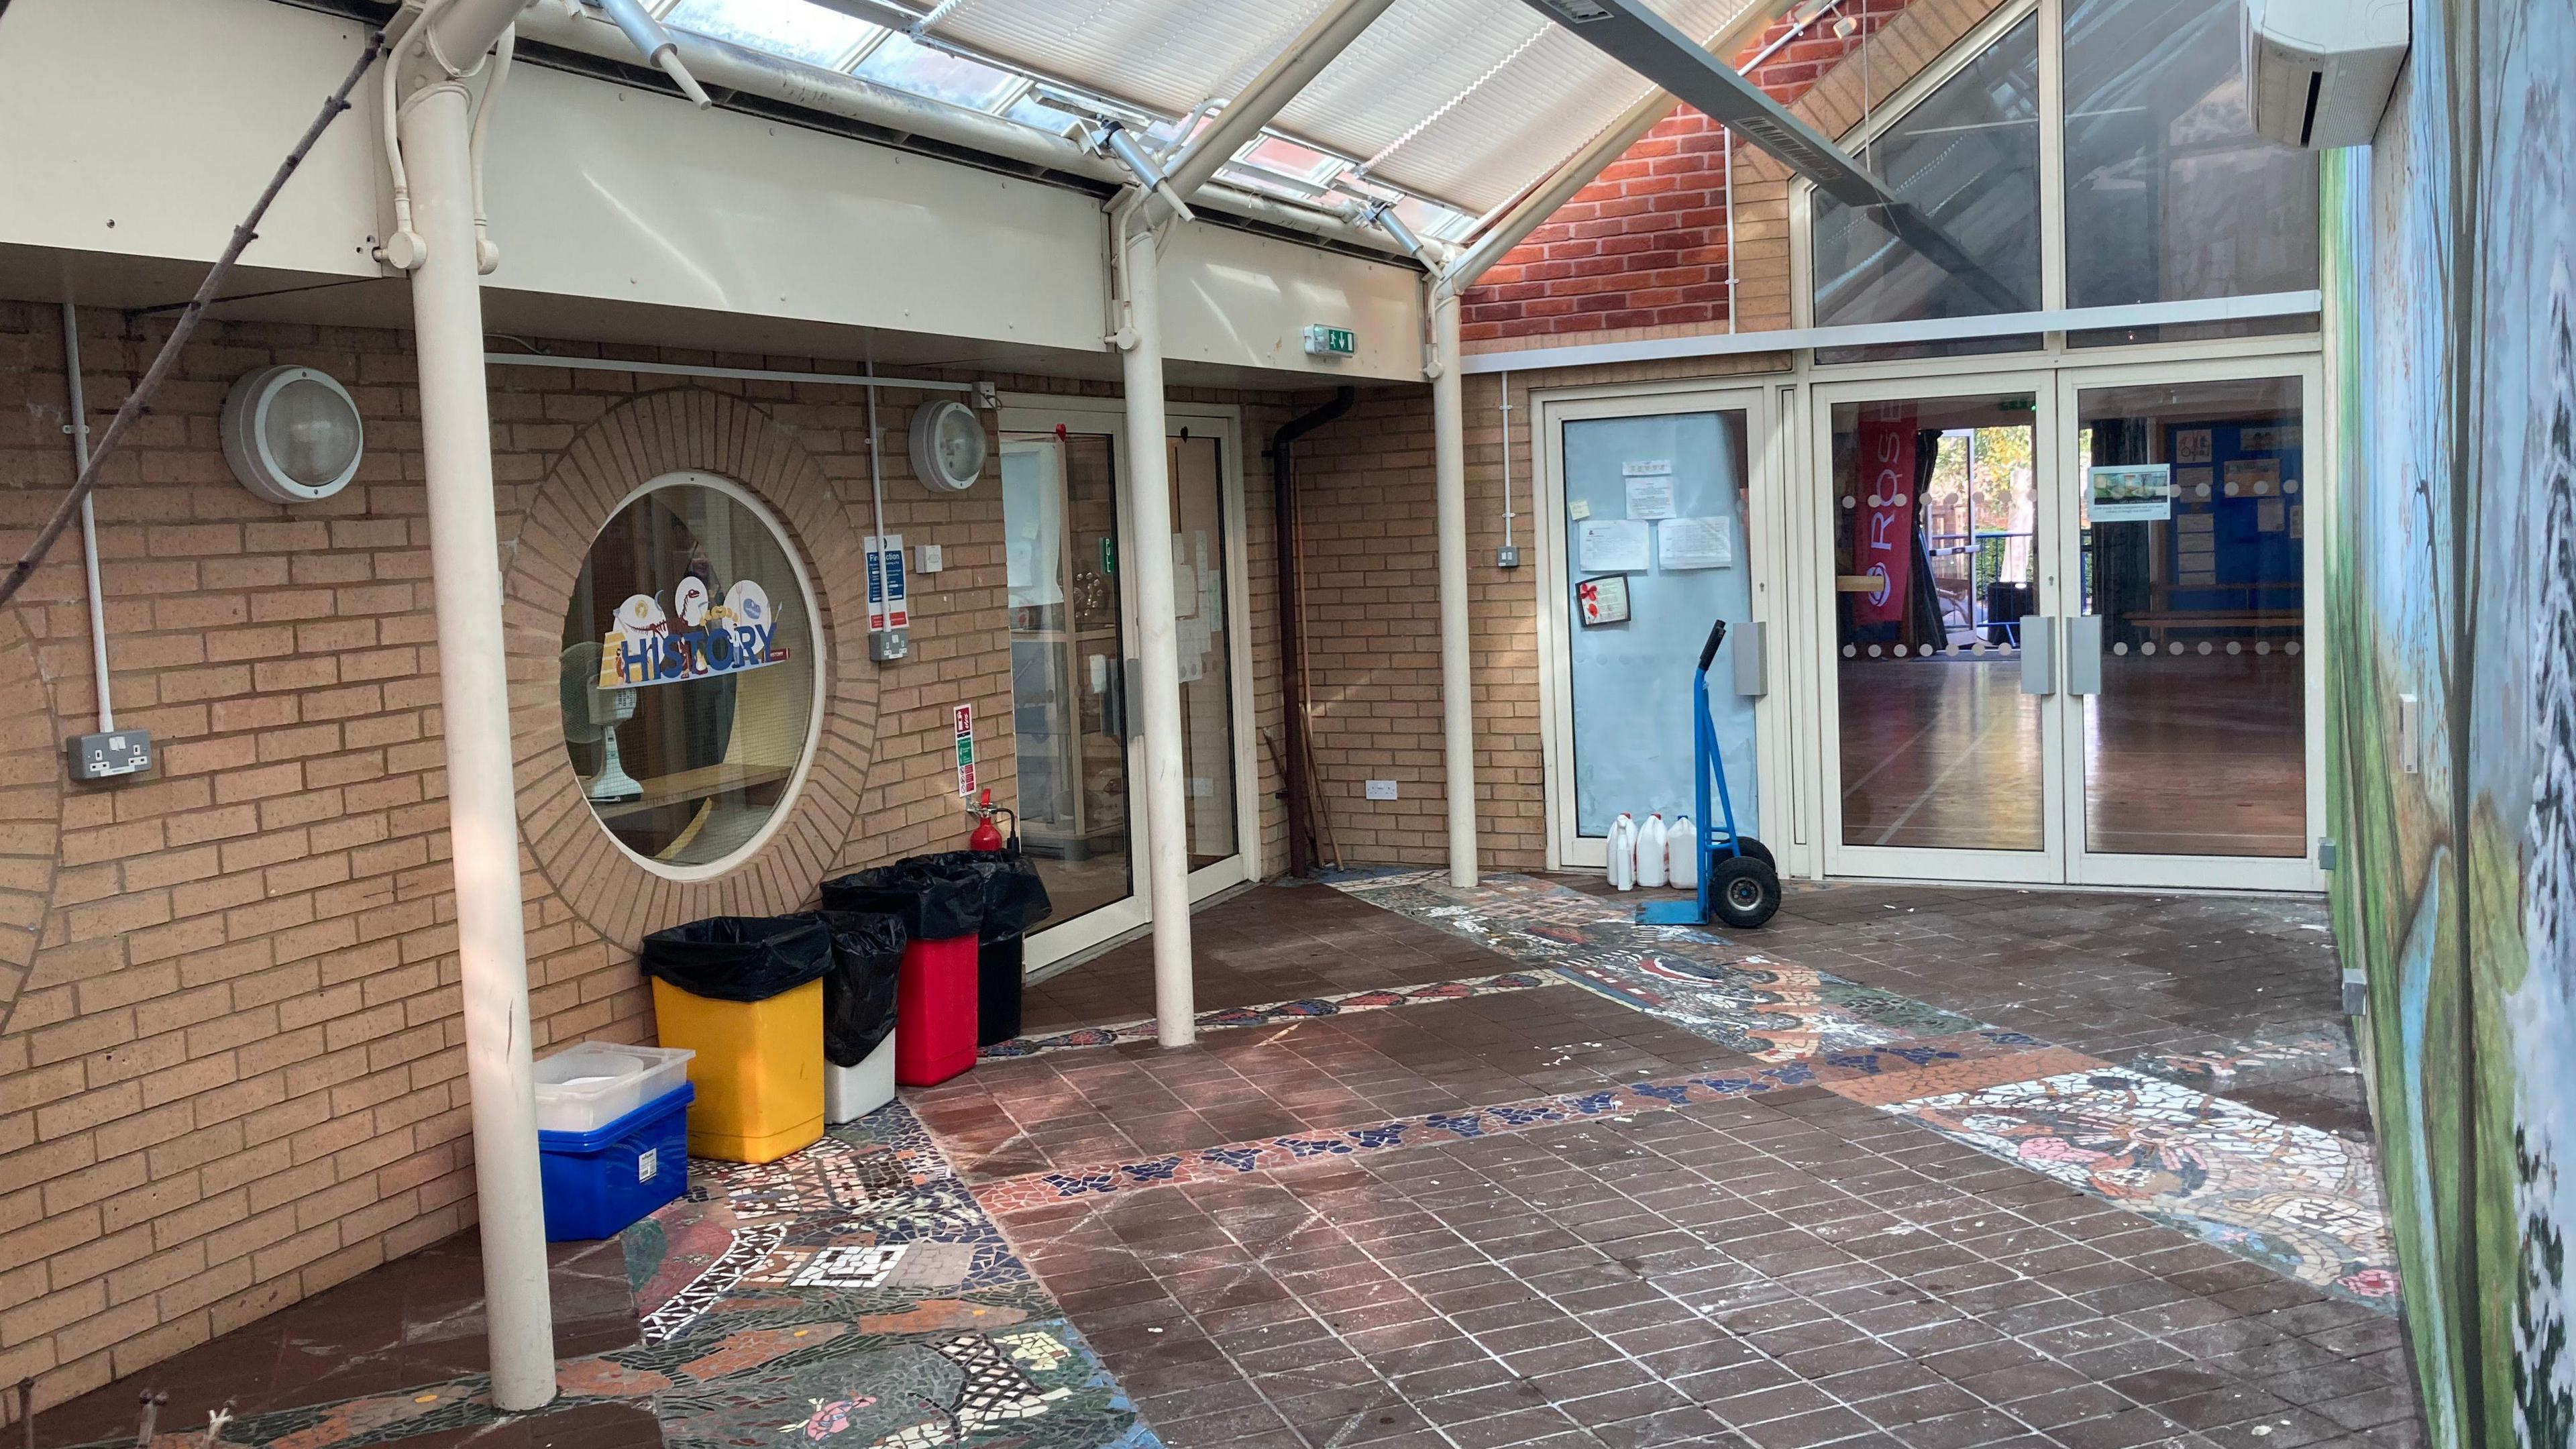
[{"left": 0, "top": 28, "right": 386, "bottom": 609}]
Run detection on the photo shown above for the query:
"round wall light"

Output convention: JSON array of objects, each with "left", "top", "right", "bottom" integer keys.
[
  {"left": 908, "top": 398, "right": 988, "bottom": 494},
  {"left": 221, "top": 365, "right": 365, "bottom": 504}
]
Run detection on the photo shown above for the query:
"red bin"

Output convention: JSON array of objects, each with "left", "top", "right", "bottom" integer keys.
[{"left": 894, "top": 934, "right": 979, "bottom": 1085}]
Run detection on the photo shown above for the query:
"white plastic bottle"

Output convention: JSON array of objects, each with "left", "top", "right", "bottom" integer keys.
[
  {"left": 1638, "top": 813, "right": 1669, "bottom": 888},
  {"left": 1607, "top": 814, "right": 1636, "bottom": 891},
  {"left": 1668, "top": 814, "right": 1697, "bottom": 890}
]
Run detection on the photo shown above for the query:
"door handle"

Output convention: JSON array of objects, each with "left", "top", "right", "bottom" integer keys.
[
  {"left": 1732, "top": 620, "right": 1767, "bottom": 697},
  {"left": 2019, "top": 614, "right": 2055, "bottom": 696},
  {"left": 2065, "top": 614, "right": 2104, "bottom": 696},
  {"left": 1104, "top": 658, "right": 1136, "bottom": 741}
]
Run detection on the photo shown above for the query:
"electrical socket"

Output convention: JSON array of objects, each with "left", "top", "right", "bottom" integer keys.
[
  {"left": 1496, "top": 545, "right": 1522, "bottom": 568},
  {"left": 1364, "top": 779, "right": 1398, "bottom": 801},
  {"left": 67, "top": 729, "right": 153, "bottom": 782}
]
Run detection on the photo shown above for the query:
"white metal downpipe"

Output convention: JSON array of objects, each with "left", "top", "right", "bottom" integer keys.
[
  {"left": 1429, "top": 288, "right": 1475, "bottom": 888},
  {"left": 392, "top": 8, "right": 558, "bottom": 1410},
  {"left": 1113, "top": 220, "right": 1198, "bottom": 1047}
]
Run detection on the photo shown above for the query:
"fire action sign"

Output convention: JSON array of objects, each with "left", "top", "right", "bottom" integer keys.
[{"left": 596, "top": 576, "right": 789, "bottom": 688}]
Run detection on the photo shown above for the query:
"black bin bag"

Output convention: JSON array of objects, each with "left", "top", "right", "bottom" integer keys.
[
  {"left": 820, "top": 910, "right": 907, "bottom": 1068},
  {"left": 820, "top": 859, "right": 986, "bottom": 942},
  {"left": 639, "top": 914, "right": 835, "bottom": 1002}
]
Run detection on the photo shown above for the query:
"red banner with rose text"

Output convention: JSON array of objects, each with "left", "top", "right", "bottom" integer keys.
[{"left": 1851, "top": 405, "right": 1917, "bottom": 625}]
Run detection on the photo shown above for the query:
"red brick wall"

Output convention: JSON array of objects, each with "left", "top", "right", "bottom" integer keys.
[{"left": 1460, "top": 0, "right": 1921, "bottom": 343}]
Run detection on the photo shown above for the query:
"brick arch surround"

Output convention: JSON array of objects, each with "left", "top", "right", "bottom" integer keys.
[
  {"left": 501, "top": 388, "right": 879, "bottom": 943},
  {"left": 0, "top": 605, "right": 62, "bottom": 1037}
]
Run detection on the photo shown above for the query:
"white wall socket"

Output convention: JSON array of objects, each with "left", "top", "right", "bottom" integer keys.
[
  {"left": 915, "top": 542, "right": 944, "bottom": 574},
  {"left": 1364, "top": 779, "right": 1399, "bottom": 801}
]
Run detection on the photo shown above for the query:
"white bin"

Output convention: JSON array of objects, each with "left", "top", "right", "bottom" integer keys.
[
  {"left": 826, "top": 1034, "right": 898, "bottom": 1125},
  {"left": 533, "top": 1041, "right": 696, "bottom": 1134}
]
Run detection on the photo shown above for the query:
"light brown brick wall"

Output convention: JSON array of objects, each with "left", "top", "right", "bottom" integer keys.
[{"left": 0, "top": 303, "right": 1288, "bottom": 1413}]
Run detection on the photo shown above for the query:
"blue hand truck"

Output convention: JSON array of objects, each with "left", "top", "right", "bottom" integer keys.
[{"left": 1637, "top": 618, "right": 1781, "bottom": 930}]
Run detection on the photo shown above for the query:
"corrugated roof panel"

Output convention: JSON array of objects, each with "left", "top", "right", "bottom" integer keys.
[
  {"left": 1274, "top": 0, "right": 1760, "bottom": 213},
  {"left": 926, "top": 0, "right": 1336, "bottom": 120}
]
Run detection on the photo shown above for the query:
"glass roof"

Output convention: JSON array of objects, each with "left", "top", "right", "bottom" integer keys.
[{"left": 634, "top": 0, "right": 1752, "bottom": 241}]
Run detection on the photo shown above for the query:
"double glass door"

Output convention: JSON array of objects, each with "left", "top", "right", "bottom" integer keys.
[
  {"left": 1815, "top": 359, "right": 2322, "bottom": 890},
  {"left": 1000, "top": 404, "right": 1252, "bottom": 966}
]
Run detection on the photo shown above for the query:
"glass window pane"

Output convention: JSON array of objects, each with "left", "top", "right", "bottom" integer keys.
[
  {"left": 1004, "top": 433, "right": 1132, "bottom": 926},
  {"left": 2077, "top": 376, "right": 2306, "bottom": 857},
  {"left": 1811, "top": 15, "right": 2043, "bottom": 327},
  {"left": 852, "top": 32, "right": 1020, "bottom": 111},
  {"left": 1169, "top": 436, "right": 1238, "bottom": 869},
  {"left": 662, "top": 0, "right": 879, "bottom": 68},
  {"left": 564, "top": 478, "right": 817, "bottom": 869},
  {"left": 1832, "top": 394, "right": 2044, "bottom": 851},
  {"left": 2063, "top": 0, "right": 2320, "bottom": 309}
]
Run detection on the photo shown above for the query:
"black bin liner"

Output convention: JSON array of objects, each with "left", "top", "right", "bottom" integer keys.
[
  {"left": 820, "top": 910, "right": 907, "bottom": 1068},
  {"left": 978, "top": 933, "right": 1027, "bottom": 1046},
  {"left": 820, "top": 859, "right": 987, "bottom": 941},
  {"left": 639, "top": 914, "right": 835, "bottom": 1002}
]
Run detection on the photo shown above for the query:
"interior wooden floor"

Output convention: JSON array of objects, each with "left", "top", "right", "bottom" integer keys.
[{"left": 1838, "top": 651, "right": 2306, "bottom": 858}]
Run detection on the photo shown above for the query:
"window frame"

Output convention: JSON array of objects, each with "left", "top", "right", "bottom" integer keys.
[
  {"left": 568, "top": 468, "right": 831, "bottom": 883},
  {"left": 1789, "top": 0, "right": 2317, "bottom": 356}
]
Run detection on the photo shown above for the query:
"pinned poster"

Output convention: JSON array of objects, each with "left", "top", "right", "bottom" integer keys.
[
  {"left": 1623, "top": 463, "right": 1676, "bottom": 520},
  {"left": 1657, "top": 516, "right": 1733, "bottom": 570},
  {"left": 2088, "top": 464, "right": 2173, "bottom": 523},
  {"left": 1576, "top": 518, "right": 1651, "bottom": 573},
  {"left": 1575, "top": 574, "right": 1629, "bottom": 627},
  {"left": 864, "top": 533, "right": 908, "bottom": 631},
  {"left": 953, "top": 703, "right": 977, "bottom": 798}
]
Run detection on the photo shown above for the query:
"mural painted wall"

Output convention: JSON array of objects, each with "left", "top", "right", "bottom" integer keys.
[{"left": 2324, "top": 5, "right": 2576, "bottom": 1444}]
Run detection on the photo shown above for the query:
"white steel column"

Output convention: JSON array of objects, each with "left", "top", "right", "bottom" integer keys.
[
  {"left": 396, "top": 75, "right": 556, "bottom": 1411},
  {"left": 1430, "top": 288, "right": 1477, "bottom": 887},
  {"left": 1118, "top": 223, "right": 1197, "bottom": 1046}
]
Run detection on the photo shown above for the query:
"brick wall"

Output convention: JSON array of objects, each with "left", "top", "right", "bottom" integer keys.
[
  {"left": 0, "top": 302, "right": 1288, "bottom": 1413},
  {"left": 1462, "top": 0, "right": 2006, "bottom": 346}
]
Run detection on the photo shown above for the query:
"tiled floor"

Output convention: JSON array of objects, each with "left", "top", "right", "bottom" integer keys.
[
  {"left": 35, "top": 1235, "right": 652, "bottom": 1449},
  {"left": 1019, "top": 881, "right": 1510, "bottom": 1032},
  {"left": 26, "top": 873, "right": 2424, "bottom": 1449}
]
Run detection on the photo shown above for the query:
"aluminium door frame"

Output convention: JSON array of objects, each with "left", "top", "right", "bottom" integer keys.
[
  {"left": 1531, "top": 380, "right": 1794, "bottom": 877},
  {"left": 998, "top": 394, "right": 1261, "bottom": 970},
  {"left": 2047, "top": 351, "right": 2328, "bottom": 892},
  {"left": 1805, "top": 366, "right": 2075, "bottom": 884}
]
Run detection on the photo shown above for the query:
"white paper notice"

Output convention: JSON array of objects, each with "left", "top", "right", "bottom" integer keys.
[
  {"left": 1624, "top": 475, "right": 1677, "bottom": 521},
  {"left": 1658, "top": 517, "right": 1734, "bottom": 570},
  {"left": 1171, "top": 563, "right": 1198, "bottom": 617},
  {"left": 1577, "top": 519, "right": 1652, "bottom": 573}
]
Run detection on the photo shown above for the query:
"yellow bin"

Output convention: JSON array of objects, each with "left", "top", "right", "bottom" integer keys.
[{"left": 651, "top": 976, "right": 824, "bottom": 1163}]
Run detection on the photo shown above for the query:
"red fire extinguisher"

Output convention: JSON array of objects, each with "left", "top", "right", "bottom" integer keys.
[{"left": 967, "top": 788, "right": 1005, "bottom": 853}]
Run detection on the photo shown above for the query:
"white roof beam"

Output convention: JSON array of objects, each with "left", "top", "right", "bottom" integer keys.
[
  {"left": 1512, "top": 0, "right": 2020, "bottom": 310},
  {"left": 1438, "top": 1, "right": 1789, "bottom": 292},
  {"left": 1162, "top": 0, "right": 1401, "bottom": 208}
]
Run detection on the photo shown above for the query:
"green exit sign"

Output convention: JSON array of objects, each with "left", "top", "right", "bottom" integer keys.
[{"left": 1303, "top": 325, "right": 1356, "bottom": 358}]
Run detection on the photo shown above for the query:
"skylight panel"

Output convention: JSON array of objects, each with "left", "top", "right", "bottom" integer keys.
[
  {"left": 852, "top": 32, "right": 1021, "bottom": 110},
  {"left": 663, "top": 0, "right": 881, "bottom": 69}
]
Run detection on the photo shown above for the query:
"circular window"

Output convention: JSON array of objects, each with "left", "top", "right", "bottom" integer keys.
[{"left": 559, "top": 472, "right": 822, "bottom": 875}]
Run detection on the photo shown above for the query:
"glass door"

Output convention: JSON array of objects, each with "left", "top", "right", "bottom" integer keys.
[
  {"left": 1540, "top": 388, "right": 1776, "bottom": 872},
  {"left": 1002, "top": 403, "right": 1256, "bottom": 969},
  {"left": 1815, "top": 375, "right": 2070, "bottom": 882},
  {"left": 2052, "top": 362, "right": 2323, "bottom": 890}
]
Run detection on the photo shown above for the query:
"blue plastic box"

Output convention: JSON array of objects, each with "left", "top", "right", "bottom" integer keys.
[{"left": 537, "top": 1081, "right": 693, "bottom": 1241}]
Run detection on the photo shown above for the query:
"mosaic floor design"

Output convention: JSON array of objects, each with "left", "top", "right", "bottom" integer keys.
[
  {"left": 977, "top": 967, "right": 1558, "bottom": 1060},
  {"left": 73, "top": 1108, "right": 1161, "bottom": 1449},
  {"left": 969, "top": 1028, "right": 2055, "bottom": 1215},
  {"left": 2121, "top": 1029, "right": 2358, "bottom": 1094},
  {"left": 1890, "top": 1068, "right": 2402, "bottom": 1310},
  {"left": 1323, "top": 867, "right": 2404, "bottom": 1315},
  {"left": 1327, "top": 868, "right": 1978, "bottom": 1061}
]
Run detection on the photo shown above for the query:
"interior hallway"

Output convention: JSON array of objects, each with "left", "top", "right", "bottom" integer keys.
[{"left": 27, "top": 876, "right": 2415, "bottom": 1449}]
